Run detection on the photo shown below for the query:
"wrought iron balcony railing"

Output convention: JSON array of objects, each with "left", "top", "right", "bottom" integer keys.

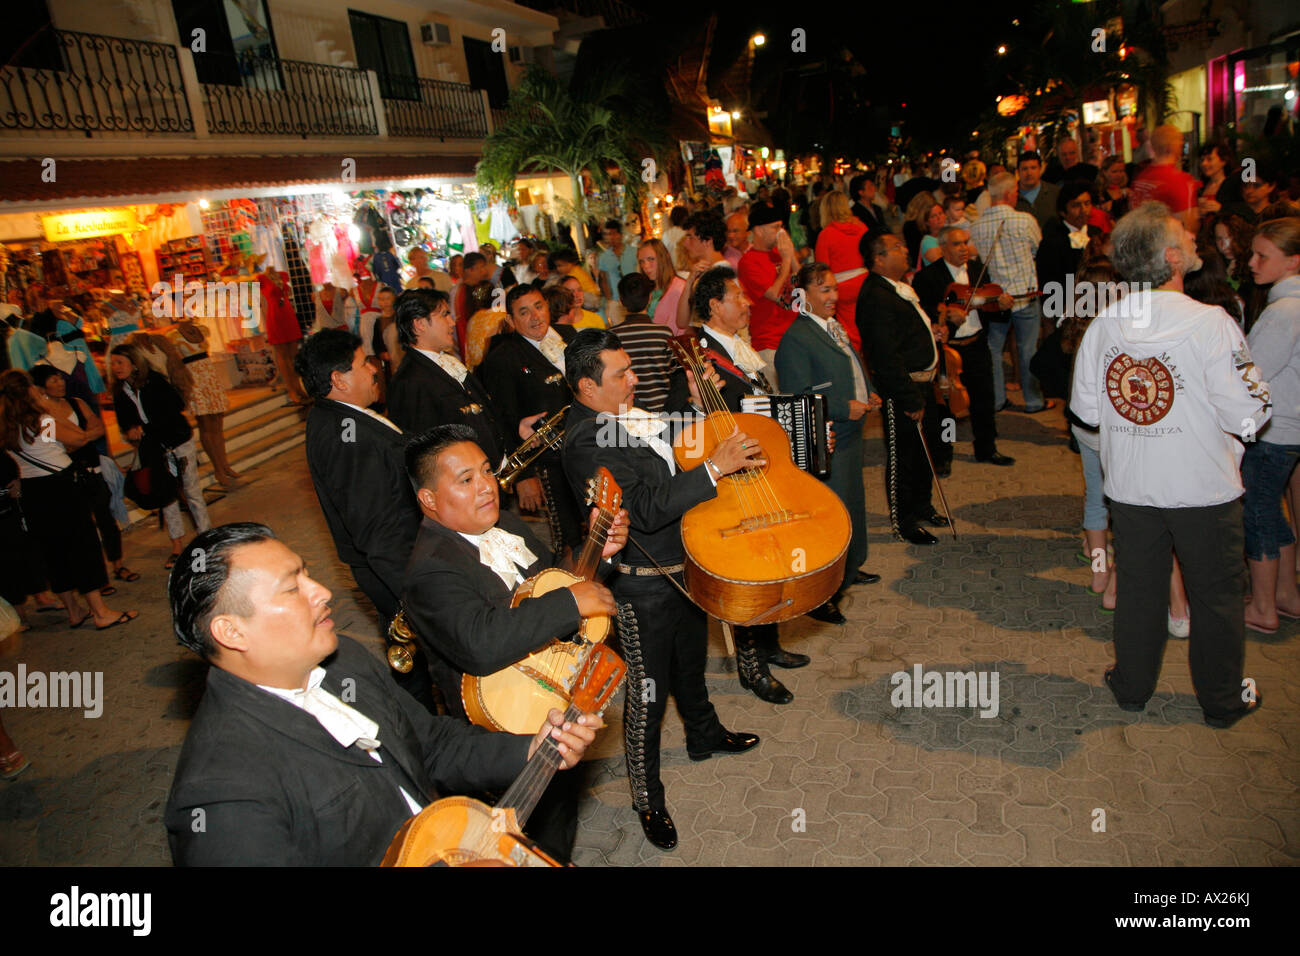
[
  {"left": 198, "top": 50, "right": 378, "bottom": 137},
  {"left": 385, "top": 76, "right": 489, "bottom": 139},
  {"left": 2, "top": 29, "right": 492, "bottom": 143},
  {"left": 0, "top": 28, "right": 193, "bottom": 135}
]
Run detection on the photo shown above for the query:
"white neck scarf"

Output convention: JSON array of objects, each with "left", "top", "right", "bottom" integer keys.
[
  {"left": 528, "top": 327, "right": 567, "bottom": 373},
  {"left": 463, "top": 526, "right": 538, "bottom": 589},
  {"left": 419, "top": 347, "right": 468, "bottom": 385},
  {"left": 611, "top": 406, "right": 675, "bottom": 473},
  {"left": 703, "top": 327, "right": 765, "bottom": 377},
  {"left": 1067, "top": 223, "right": 1091, "bottom": 249},
  {"left": 260, "top": 667, "right": 381, "bottom": 751}
]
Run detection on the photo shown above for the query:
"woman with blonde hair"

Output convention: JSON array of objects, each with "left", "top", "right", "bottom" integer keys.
[
  {"left": 636, "top": 238, "right": 688, "bottom": 331},
  {"left": 813, "top": 191, "right": 868, "bottom": 349},
  {"left": 903, "top": 193, "right": 940, "bottom": 268}
]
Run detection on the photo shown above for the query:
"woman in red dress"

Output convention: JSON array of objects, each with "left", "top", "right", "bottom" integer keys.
[
  {"left": 258, "top": 269, "right": 308, "bottom": 405},
  {"left": 813, "top": 192, "right": 869, "bottom": 349}
]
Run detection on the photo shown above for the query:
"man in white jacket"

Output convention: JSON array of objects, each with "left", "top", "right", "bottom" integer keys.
[{"left": 1071, "top": 202, "right": 1271, "bottom": 728}]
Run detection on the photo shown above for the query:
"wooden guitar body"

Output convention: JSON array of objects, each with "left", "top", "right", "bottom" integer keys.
[
  {"left": 461, "top": 567, "right": 611, "bottom": 733},
  {"left": 382, "top": 800, "right": 563, "bottom": 868},
  {"left": 675, "top": 411, "right": 850, "bottom": 625}
]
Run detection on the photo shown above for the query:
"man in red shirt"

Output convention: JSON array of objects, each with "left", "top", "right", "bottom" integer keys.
[
  {"left": 1128, "top": 125, "right": 1200, "bottom": 233},
  {"left": 737, "top": 203, "right": 799, "bottom": 383}
]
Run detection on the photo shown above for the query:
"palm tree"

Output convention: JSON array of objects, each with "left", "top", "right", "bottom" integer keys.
[{"left": 477, "top": 66, "right": 657, "bottom": 254}]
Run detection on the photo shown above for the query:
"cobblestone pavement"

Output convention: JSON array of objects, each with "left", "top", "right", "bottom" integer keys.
[{"left": 2, "top": 407, "right": 1297, "bottom": 867}]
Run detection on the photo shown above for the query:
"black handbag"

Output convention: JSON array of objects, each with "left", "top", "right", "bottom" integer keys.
[{"left": 123, "top": 436, "right": 180, "bottom": 510}]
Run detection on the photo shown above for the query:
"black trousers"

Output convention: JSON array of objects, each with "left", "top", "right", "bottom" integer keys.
[
  {"left": 949, "top": 331, "right": 999, "bottom": 459},
  {"left": 883, "top": 394, "right": 936, "bottom": 532},
  {"left": 826, "top": 424, "right": 867, "bottom": 589},
  {"left": 22, "top": 472, "right": 108, "bottom": 595},
  {"left": 1109, "top": 498, "right": 1248, "bottom": 719},
  {"left": 613, "top": 573, "right": 725, "bottom": 812}
]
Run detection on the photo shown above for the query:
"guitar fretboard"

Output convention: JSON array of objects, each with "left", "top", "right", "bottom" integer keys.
[{"left": 496, "top": 703, "right": 581, "bottom": 826}]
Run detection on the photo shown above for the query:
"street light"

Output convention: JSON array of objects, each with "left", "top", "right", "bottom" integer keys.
[
  {"left": 752, "top": 33, "right": 766, "bottom": 47},
  {"left": 997, "top": 44, "right": 1007, "bottom": 55},
  {"left": 731, "top": 110, "right": 741, "bottom": 119}
]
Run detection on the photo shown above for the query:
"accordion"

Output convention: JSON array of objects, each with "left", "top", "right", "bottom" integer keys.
[{"left": 740, "top": 392, "right": 831, "bottom": 477}]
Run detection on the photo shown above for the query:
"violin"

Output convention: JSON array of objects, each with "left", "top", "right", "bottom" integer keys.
[
  {"left": 935, "top": 343, "right": 970, "bottom": 420},
  {"left": 945, "top": 282, "right": 1007, "bottom": 313}
]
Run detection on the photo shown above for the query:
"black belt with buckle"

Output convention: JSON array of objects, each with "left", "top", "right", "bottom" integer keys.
[{"left": 615, "top": 562, "right": 684, "bottom": 576}]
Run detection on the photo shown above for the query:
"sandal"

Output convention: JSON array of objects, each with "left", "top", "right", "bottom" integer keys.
[
  {"left": 113, "top": 567, "right": 141, "bottom": 583},
  {"left": 100, "top": 585, "right": 118, "bottom": 597},
  {"left": 0, "top": 750, "right": 31, "bottom": 781},
  {"left": 96, "top": 610, "right": 140, "bottom": 631},
  {"left": 165, "top": 553, "right": 180, "bottom": 570},
  {"left": 69, "top": 611, "right": 92, "bottom": 629}
]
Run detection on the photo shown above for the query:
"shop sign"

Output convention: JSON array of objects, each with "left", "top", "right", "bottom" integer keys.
[{"left": 42, "top": 209, "right": 138, "bottom": 242}]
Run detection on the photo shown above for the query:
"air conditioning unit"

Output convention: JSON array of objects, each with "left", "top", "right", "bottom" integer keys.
[
  {"left": 508, "top": 46, "right": 535, "bottom": 65},
  {"left": 420, "top": 22, "right": 451, "bottom": 46}
]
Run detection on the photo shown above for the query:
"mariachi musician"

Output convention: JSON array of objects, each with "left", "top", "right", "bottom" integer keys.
[
  {"left": 912, "top": 224, "right": 1016, "bottom": 470},
  {"left": 562, "top": 328, "right": 762, "bottom": 851},
  {"left": 479, "top": 285, "right": 585, "bottom": 559},
  {"left": 775, "top": 262, "right": 883, "bottom": 619},
  {"left": 855, "top": 232, "right": 949, "bottom": 546},
  {"left": 664, "top": 265, "right": 834, "bottom": 706},
  {"left": 400, "top": 424, "right": 628, "bottom": 863},
  {"left": 386, "top": 289, "right": 505, "bottom": 469}
]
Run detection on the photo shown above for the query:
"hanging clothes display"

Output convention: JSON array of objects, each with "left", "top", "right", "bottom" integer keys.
[
  {"left": 306, "top": 216, "right": 333, "bottom": 285},
  {"left": 279, "top": 220, "right": 316, "bottom": 335},
  {"left": 257, "top": 271, "right": 302, "bottom": 345},
  {"left": 488, "top": 201, "right": 519, "bottom": 245},
  {"left": 54, "top": 317, "right": 106, "bottom": 394}
]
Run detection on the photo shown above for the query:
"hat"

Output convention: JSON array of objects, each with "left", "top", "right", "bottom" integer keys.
[{"left": 747, "top": 203, "right": 782, "bottom": 227}]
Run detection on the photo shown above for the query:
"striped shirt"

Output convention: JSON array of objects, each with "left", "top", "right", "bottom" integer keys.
[
  {"left": 615, "top": 315, "right": 676, "bottom": 412},
  {"left": 966, "top": 202, "right": 1042, "bottom": 298}
]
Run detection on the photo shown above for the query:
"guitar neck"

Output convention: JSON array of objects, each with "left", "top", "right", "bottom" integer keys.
[
  {"left": 572, "top": 506, "right": 615, "bottom": 581},
  {"left": 496, "top": 703, "right": 581, "bottom": 827}
]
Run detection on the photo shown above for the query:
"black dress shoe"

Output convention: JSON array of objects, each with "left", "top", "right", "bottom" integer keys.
[
  {"left": 1204, "top": 692, "right": 1262, "bottom": 729},
  {"left": 638, "top": 809, "right": 678, "bottom": 850},
  {"left": 1104, "top": 668, "right": 1145, "bottom": 713},
  {"left": 854, "top": 571, "right": 882, "bottom": 585},
  {"left": 764, "top": 647, "right": 811, "bottom": 669},
  {"left": 976, "top": 452, "right": 1016, "bottom": 466},
  {"left": 737, "top": 638, "right": 795, "bottom": 703},
  {"left": 806, "top": 600, "right": 846, "bottom": 625},
  {"left": 900, "top": 524, "right": 938, "bottom": 545},
  {"left": 921, "top": 511, "right": 951, "bottom": 527},
  {"left": 688, "top": 730, "right": 760, "bottom": 761}
]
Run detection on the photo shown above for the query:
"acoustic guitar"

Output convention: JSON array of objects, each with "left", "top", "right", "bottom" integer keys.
[
  {"left": 669, "top": 338, "right": 850, "bottom": 625},
  {"left": 461, "top": 467, "right": 623, "bottom": 734},
  {"left": 382, "top": 644, "right": 626, "bottom": 867}
]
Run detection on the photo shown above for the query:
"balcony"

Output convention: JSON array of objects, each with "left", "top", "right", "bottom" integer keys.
[{"left": 2, "top": 28, "right": 492, "bottom": 147}]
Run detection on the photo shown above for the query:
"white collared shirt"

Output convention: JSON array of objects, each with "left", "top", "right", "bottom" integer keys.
[
  {"left": 260, "top": 668, "right": 423, "bottom": 816},
  {"left": 804, "top": 312, "right": 869, "bottom": 402},
  {"left": 339, "top": 401, "right": 402, "bottom": 433},
  {"left": 942, "top": 261, "right": 983, "bottom": 338},
  {"left": 884, "top": 276, "right": 940, "bottom": 371}
]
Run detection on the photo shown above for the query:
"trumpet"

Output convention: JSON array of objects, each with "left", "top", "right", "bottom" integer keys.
[{"left": 496, "top": 404, "right": 569, "bottom": 492}]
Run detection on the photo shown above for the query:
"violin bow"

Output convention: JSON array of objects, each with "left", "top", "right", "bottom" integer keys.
[
  {"left": 915, "top": 419, "right": 958, "bottom": 539},
  {"left": 959, "top": 219, "right": 1006, "bottom": 314}
]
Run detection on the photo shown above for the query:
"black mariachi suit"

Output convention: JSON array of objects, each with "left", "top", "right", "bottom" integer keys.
[
  {"left": 164, "top": 635, "right": 530, "bottom": 866},
  {"left": 856, "top": 272, "right": 938, "bottom": 533},
  {"left": 561, "top": 399, "right": 727, "bottom": 813},
  {"left": 913, "top": 257, "right": 1001, "bottom": 461},
  {"left": 387, "top": 347, "right": 505, "bottom": 468},
  {"left": 304, "top": 398, "right": 434, "bottom": 709},
  {"left": 479, "top": 326, "right": 583, "bottom": 556},
  {"left": 401, "top": 511, "right": 584, "bottom": 861}
]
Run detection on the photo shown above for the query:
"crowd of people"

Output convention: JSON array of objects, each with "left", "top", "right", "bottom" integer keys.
[{"left": 3, "top": 122, "right": 1298, "bottom": 868}]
